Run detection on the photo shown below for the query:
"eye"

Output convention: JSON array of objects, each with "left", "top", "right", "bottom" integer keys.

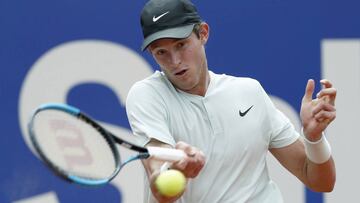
[
  {"left": 176, "top": 42, "right": 185, "bottom": 49},
  {"left": 156, "top": 49, "right": 166, "bottom": 56}
]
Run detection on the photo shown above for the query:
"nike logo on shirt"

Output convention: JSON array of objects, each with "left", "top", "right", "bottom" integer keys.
[
  {"left": 153, "top": 11, "right": 170, "bottom": 22},
  {"left": 239, "top": 105, "right": 254, "bottom": 117}
]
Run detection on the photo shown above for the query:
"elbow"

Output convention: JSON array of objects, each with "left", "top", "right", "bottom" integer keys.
[
  {"left": 325, "top": 177, "right": 336, "bottom": 192},
  {"left": 323, "top": 172, "right": 336, "bottom": 192},
  {"left": 325, "top": 185, "right": 335, "bottom": 193},
  {"left": 316, "top": 183, "right": 335, "bottom": 193},
  {"left": 326, "top": 177, "right": 336, "bottom": 192},
  {"left": 311, "top": 184, "right": 335, "bottom": 193},
  {"left": 309, "top": 176, "right": 336, "bottom": 193}
]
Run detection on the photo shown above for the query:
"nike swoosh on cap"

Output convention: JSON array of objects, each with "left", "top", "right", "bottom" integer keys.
[{"left": 153, "top": 11, "right": 170, "bottom": 22}]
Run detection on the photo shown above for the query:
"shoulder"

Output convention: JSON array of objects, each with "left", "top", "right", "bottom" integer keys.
[
  {"left": 127, "top": 71, "right": 172, "bottom": 99},
  {"left": 126, "top": 71, "right": 176, "bottom": 109},
  {"left": 128, "top": 71, "right": 164, "bottom": 92}
]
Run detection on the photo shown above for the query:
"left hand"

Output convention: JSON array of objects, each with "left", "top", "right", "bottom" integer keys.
[{"left": 300, "top": 79, "right": 337, "bottom": 141}]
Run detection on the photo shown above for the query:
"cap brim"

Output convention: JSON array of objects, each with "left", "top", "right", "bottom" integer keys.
[{"left": 141, "top": 24, "right": 195, "bottom": 51}]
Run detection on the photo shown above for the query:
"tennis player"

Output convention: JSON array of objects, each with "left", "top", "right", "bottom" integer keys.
[{"left": 126, "top": 0, "right": 336, "bottom": 202}]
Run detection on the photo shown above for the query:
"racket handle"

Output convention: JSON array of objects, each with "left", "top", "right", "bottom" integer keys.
[{"left": 147, "top": 147, "right": 186, "bottom": 162}]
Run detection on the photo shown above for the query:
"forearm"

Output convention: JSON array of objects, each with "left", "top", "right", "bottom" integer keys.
[
  {"left": 302, "top": 133, "right": 336, "bottom": 192},
  {"left": 270, "top": 138, "right": 336, "bottom": 193},
  {"left": 304, "top": 156, "right": 336, "bottom": 192}
]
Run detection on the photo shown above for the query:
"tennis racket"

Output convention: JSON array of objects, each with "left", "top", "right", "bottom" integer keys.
[{"left": 28, "top": 103, "right": 185, "bottom": 186}]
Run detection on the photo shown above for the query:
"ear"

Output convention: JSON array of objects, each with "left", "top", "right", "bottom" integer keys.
[{"left": 199, "top": 23, "right": 210, "bottom": 44}]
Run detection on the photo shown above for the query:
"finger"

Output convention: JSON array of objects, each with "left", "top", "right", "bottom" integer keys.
[
  {"left": 176, "top": 158, "right": 197, "bottom": 178},
  {"left": 178, "top": 150, "right": 205, "bottom": 178},
  {"left": 193, "top": 162, "right": 205, "bottom": 177},
  {"left": 175, "top": 141, "right": 188, "bottom": 150},
  {"left": 312, "top": 101, "right": 336, "bottom": 116},
  {"left": 320, "top": 79, "right": 333, "bottom": 88},
  {"left": 174, "top": 141, "right": 205, "bottom": 177},
  {"left": 185, "top": 160, "right": 203, "bottom": 178},
  {"left": 316, "top": 88, "right": 337, "bottom": 99},
  {"left": 172, "top": 158, "right": 188, "bottom": 171},
  {"left": 184, "top": 161, "right": 199, "bottom": 178},
  {"left": 197, "top": 150, "right": 206, "bottom": 165},
  {"left": 316, "top": 88, "right": 336, "bottom": 106},
  {"left": 185, "top": 147, "right": 197, "bottom": 157},
  {"left": 303, "top": 79, "right": 315, "bottom": 102},
  {"left": 314, "top": 110, "right": 336, "bottom": 123},
  {"left": 184, "top": 149, "right": 204, "bottom": 167},
  {"left": 176, "top": 142, "right": 196, "bottom": 155},
  {"left": 190, "top": 150, "right": 205, "bottom": 174},
  {"left": 174, "top": 143, "right": 195, "bottom": 167}
]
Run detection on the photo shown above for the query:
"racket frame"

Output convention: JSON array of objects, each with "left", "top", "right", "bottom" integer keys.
[
  {"left": 28, "top": 103, "right": 185, "bottom": 186},
  {"left": 29, "top": 103, "right": 124, "bottom": 185}
]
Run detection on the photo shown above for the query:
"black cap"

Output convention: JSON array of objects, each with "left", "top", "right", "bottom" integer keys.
[{"left": 140, "top": 0, "right": 202, "bottom": 51}]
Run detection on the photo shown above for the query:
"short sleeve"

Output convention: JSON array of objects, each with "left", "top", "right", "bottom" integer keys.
[
  {"left": 259, "top": 84, "right": 300, "bottom": 149},
  {"left": 126, "top": 82, "right": 176, "bottom": 147}
]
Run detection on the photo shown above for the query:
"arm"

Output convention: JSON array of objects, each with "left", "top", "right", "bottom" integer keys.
[
  {"left": 142, "top": 139, "right": 206, "bottom": 203},
  {"left": 270, "top": 139, "right": 335, "bottom": 192},
  {"left": 270, "top": 79, "right": 336, "bottom": 192}
]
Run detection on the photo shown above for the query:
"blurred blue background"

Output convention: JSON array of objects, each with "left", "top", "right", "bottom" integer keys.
[{"left": 1, "top": 0, "right": 359, "bottom": 202}]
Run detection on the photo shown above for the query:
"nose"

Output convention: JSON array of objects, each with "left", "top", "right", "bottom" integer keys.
[{"left": 168, "top": 51, "right": 181, "bottom": 67}]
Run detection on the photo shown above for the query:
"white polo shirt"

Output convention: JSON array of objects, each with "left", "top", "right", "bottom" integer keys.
[{"left": 126, "top": 71, "right": 299, "bottom": 203}]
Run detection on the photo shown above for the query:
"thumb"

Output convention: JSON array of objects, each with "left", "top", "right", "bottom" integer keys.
[{"left": 303, "top": 79, "right": 315, "bottom": 102}]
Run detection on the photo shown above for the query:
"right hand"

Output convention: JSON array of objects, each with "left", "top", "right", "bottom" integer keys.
[
  {"left": 145, "top": 140, "right": 205, "bottom": 203},
  {"left": 170, "top": 141, "right": 206, "bottom": 178}
]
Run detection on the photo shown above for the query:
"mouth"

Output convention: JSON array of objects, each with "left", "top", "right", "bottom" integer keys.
[{"left": 175, "top": 69, "right": 188, "bottom": 76}]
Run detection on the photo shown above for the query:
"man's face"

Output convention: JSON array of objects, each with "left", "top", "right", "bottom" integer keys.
[{"left": 148, "top": 24, "right": 209, "bottom": 95}]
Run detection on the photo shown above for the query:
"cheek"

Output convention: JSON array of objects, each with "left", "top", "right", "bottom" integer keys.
[
  {"left": 154, "top": 58, "right": 171, "bottom": 71},
  {"left": 183, "top": 48, "right": 198, "bottom": 63},
  {"left": 187, "top": 48, "right": 204, "bottom": 66}
]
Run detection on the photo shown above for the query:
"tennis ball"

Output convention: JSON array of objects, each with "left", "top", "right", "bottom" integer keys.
[{"left": 155, "top": 169, "right": 186, "bottom": 197}]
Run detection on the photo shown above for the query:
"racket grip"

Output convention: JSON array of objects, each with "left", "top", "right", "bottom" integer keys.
[{"left": 147, "top": 147, "right": 186, "bottom": 162}]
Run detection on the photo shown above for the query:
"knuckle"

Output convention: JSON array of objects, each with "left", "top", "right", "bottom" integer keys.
[
  {"left": 176, "top": 141, "right": 186, "bottom": 147},
  {"left": 176, "top": 141, "right": 189, "bottom": 150},
  {"left": 184, "top": 146, "right": 194, "bottom": 155}
]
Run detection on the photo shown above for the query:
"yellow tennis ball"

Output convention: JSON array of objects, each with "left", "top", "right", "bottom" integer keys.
[{"left": 155, "top": 169, "right": 186, "bottom": 197}]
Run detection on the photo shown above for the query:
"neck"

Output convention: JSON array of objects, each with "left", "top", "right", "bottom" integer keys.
[
  {"left": 195, "top": 71, "right": 210, "bottom": 96},
  {"left": 185, "top": 58, "right": 210, "bottom": 96},
  {"left": 184, "top": 68, "right": 210, "bottom": 97}
]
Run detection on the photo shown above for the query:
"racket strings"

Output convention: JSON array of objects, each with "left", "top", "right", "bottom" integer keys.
[{"left": 32, "top": 110, "right": 118, "bottom": 182}]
